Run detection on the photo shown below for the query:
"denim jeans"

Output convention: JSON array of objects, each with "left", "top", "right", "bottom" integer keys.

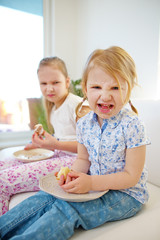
[{"left": 0, "top": 190, "right": 142, "bottom": 240}]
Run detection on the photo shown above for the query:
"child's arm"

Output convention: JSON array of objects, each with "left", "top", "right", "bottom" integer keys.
[
  {"left": 58, "top": 143, "right": 90, "bottom": 187},
  {"left": 62, "top": 145, "right": 146, "bottom": 194},
  {"left": 53, "top": 138, "right": 77, "bottom": 153},
  {"left": 25, "top": 131, "right": 78, "bottom": 153},
  {"left": 61, "top": 142, "right": 91, "bottom": 192},
  {"left": 71, "top": 142, "right": 91, "bottom": 172},
  {"left": 90, "top": 145, "right": 146, "bottom": 191}
]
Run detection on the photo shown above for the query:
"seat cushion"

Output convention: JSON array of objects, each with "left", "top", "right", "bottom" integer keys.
[{"left": 9, "top": 192, "right": 37, "bottom": 210}]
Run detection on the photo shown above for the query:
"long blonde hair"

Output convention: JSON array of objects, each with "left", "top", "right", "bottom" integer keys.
[
  {"left": 37, "top": 57, "right": 69, "bottom": 132},
  {"left": 76, "top": 46, "right": 138, "bottom": 117}
]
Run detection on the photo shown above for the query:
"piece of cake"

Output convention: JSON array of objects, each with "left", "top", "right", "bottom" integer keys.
[
  {"left": 34, "top": 124, "right": 44, "bottom": 136},
  {"left": 56, "top": 167, "right": 71, "bottom": 180}
]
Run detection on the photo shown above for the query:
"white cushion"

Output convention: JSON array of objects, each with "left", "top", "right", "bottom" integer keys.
[
  {"left": 9, "top": 192, "right": 37, "bottom": 210},
  {"left": 133, "top": 99, "right": 160, "bottom": 187}
]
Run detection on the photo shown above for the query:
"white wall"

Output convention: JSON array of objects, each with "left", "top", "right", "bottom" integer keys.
[
  {"left": 44, "top": 0, "right": 78, "bottom": 80},
  {"left": 46, "top": 0, "right": 160, "bottom": 99}
]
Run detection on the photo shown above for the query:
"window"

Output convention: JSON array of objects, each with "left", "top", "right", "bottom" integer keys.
[{"left": 0, "top": 0, "right": 43, "bottom": 148}]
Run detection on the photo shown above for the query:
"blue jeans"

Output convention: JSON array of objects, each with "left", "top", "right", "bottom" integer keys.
[{"left": 0, "top": 190, "right": 142, "bottom": 240}]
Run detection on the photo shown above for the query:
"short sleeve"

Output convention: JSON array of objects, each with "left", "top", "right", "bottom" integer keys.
[
  {"left": 124, "top": 117, "right": 151, "bottom": 149},
  {"left": 76, "top": 119, "right": 84, "bottom": 144}
]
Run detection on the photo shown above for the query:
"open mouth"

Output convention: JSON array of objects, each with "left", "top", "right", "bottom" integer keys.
[{"left": 98, "top": 104, "right": 114, "bottom": 112}]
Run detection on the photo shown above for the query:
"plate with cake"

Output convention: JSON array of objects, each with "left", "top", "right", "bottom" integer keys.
[
  {"left": 13, "top": 148, "right": 54, "bottom": 162},
  {"left": 39, "top": 168, "right": 108, "bottom": 202}
]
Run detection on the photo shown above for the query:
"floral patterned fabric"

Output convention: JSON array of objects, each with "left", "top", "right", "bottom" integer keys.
[
  {"left": 0, "top": 150, "right": 76, "bottom": 216},
  {"left": 76, "top": 108, "right": 151, "bottom": 204}
]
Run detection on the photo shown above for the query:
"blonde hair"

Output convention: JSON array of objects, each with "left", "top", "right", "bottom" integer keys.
[
  {"left": 76, "top": 46, "right": 138, "bottom": 117},
  {"left": 37, "top": 57, "right": 69, "bottom": 132}
]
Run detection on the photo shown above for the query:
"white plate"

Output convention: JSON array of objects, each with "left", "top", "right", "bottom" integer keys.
[
  {"left": 39, "top": 173, "right": 108, "bottom": 202},
  {"left": 13, "top": 148, "right": 54, "bottom": 162}
]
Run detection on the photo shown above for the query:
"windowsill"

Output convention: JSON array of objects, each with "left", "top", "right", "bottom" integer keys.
[{"left": 0, "top": 130, "right": 33, "bottom": 149}]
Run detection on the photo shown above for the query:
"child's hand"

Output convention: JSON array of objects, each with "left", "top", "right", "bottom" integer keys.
[
  {"left": 30, "top": 131, "right": 58, "bottom": 151},
  {"left": 61, "top": 171, "right": 92, "bottom": 194},
  {"left": 54, "top": 171, "right": 73, "bottom": 186},
  {"left": 24, "top": 139, "right": 39, "bottom": 150},
  {"left": 24, "top": 132, "right": 44, "bottom": 150}
]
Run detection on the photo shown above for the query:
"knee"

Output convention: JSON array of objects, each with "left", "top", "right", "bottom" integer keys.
[{"left": 34, "top": 191, "right": 55, "bottom": 203}]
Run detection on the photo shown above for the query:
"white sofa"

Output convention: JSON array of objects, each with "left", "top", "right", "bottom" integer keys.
[{"left": 0, "top": 99, "right": 160, "bottom": 240}]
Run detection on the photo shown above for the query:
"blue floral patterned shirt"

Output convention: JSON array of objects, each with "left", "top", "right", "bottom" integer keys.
[{"left": 76, "top": 108, "right": 151, "bottom": 204}]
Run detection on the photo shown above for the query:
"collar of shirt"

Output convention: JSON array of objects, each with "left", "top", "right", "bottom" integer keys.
[{"left": 89, "top": 110, "right": 123, "bottom": 130}]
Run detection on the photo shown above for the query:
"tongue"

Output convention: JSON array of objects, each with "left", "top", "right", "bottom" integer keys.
[{"left": 101, "top": 105, "right": 110, "bottom": 109}]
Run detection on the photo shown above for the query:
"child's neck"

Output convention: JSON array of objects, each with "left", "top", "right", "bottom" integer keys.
[{"left": 55, "top": 92, "right": 69, "bottom": 109}]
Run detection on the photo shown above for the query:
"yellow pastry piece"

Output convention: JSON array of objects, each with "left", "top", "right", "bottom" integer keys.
[
  {"left": 34, "top": 124, "right": 44, "bottom": 136},
  {"left": 56, "top": 167, "right": 70, "bottom": 180}
]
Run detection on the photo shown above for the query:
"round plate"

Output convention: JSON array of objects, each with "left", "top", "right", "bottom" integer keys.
[
  {"left": 13, "top": 148, "right": 54, "bottom": 162},
  {"left": 39, "top": 173, "right": 108, "bottom": 202}
]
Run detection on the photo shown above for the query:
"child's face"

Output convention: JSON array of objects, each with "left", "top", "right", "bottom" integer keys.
[
  {"left": 85, "top": 66, "right": 128, "bottom": 126},
  {"left": 38, "top": 66, "right": 70, "bottom": 109}
]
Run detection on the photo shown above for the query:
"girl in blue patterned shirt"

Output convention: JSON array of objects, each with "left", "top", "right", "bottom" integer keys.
[{"left": 0, "top": 46, "right": 150, "bottom": 240}]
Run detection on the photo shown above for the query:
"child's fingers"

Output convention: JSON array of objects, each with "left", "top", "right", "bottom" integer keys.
[
  {"left": 71, "top": 177, "right": 76, "bottom": 181},
  {"left": 65, "top": 174, "right": 72, "bottom": 184},
  {"left": 43, "top": 131, "right": 50, "bottom": 138},
  {"left": 61, "top": 178, "right": 77, "bottom": 191},
  {"left": 32, "top": 134, "right": 44, "bottom": 146},
  {"left": 24, "top": 143, "right": 37, "bottom": 150},
  {"left": 68, "top": 171, "right": 79, "bottom": 179},
  {"left": 33, "top": 133, "right": 42, "bottom": 141},
  {"left": 58, "top": 175, "right": 65, "bottom": 186},
  {"left": 32, "top": 133, "right": 36, "bottom": 140}
]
